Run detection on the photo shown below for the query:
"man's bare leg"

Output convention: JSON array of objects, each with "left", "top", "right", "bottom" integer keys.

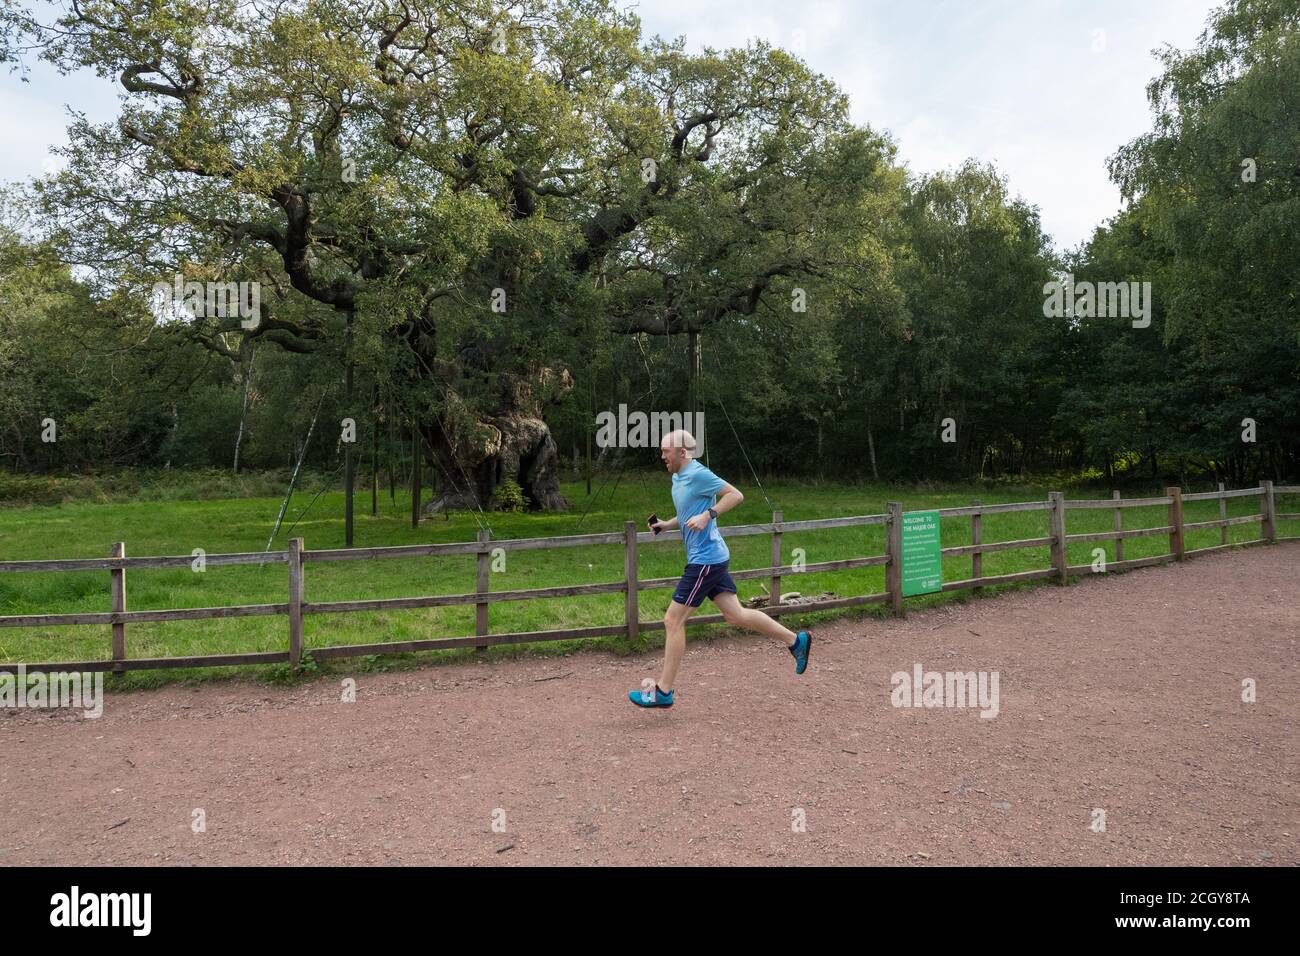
[
  {"left": 711, "top": 591, "right": 798, "bottom": 645},
  {"left": 657, "top": 599, "right": 697, "bottom": 692}
]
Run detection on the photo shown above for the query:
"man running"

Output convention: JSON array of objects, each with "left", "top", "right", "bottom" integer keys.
[{"left": 629, "top": 429, "right": 811, "bottom": 708}]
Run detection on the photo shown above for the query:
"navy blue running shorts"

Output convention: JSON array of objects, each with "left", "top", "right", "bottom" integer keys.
[{"left": 672, "top": 562, "right": 737, "bottom": 607}]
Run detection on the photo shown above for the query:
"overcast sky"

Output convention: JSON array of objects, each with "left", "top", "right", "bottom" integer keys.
[{"left": 1, "top": 0, "right": 1221, "bottom": 250}]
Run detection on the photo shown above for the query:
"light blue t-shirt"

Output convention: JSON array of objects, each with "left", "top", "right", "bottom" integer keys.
[{"left": 671, "top": 460, "right": 731, "bottom": 564}]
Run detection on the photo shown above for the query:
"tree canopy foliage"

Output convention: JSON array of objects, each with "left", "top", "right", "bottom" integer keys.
[{"left": 1, "top": 0, "right": 1296, "bottom": 493}]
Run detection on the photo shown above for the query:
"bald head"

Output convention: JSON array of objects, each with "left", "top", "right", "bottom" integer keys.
[
  {"left": 659, "top": 429, "right": 697, "bottom": 473},
  {"left": 661, "top": 429, "right": 697, "bottom": 452}
]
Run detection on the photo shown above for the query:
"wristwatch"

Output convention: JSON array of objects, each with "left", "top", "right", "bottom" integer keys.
[{"left": 707, "top": 507, "right": 718, "bottom": 520}]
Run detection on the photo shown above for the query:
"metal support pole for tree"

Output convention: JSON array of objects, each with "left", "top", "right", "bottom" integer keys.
[
  {"left": 371, "top": 382, "right": 378, "bottom": 517},
  {"left": 411, "top": 427, "right": 422, "bottom": 529},
  {"left": 344, "top": 317, "right": 355, "bottom": 548}
]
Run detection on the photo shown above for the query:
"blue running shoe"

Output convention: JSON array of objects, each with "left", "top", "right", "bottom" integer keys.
[
  {"left": 628, "top": 683, "right": 674, "bottom": 707},
  {"left": 789, "top": 630, "right": 812, "bottom": 675}
]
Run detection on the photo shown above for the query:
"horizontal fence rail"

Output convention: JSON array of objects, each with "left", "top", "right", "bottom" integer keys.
[
  {"left": 0, "top": 551, "right": 289, "bottom": 573},
  {"left": 0, "top": 482, "right": 1295, "bottom": 674}
]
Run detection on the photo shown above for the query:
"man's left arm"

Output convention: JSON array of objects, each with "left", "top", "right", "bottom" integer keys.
[
  {"left": 711, "top": 483, "right": 744, "bottom": 516},
  {"left": 685, "top": 482, "right": 744, "bottom": 530}
]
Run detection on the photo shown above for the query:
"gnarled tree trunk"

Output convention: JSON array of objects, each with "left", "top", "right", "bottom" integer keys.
[{"left": 424, "top": 366, "right": 572, "bottom": 514}]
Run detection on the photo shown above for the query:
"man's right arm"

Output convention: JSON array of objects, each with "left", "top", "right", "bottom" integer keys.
[{"left": 651, "top": 515, "right": 680, "bottom": 532}]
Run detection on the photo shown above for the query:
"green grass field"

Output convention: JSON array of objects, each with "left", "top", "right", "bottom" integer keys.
[{"left": 0, "top": 470, "right": 1294, "bottom": 689}]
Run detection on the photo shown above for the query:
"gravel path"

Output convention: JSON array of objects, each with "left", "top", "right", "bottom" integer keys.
[{"left": 2, "top": 544, "right": 1295, "bottom": 865}]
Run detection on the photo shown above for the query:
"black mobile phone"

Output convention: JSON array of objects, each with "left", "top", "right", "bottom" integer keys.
[{"left": 648, "top": 513, "right": 661, "bottom": 534}]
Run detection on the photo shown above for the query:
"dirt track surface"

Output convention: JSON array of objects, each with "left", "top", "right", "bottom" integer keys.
[{"left": 2, "top": 545, "right": 1296, "bottom": 866}]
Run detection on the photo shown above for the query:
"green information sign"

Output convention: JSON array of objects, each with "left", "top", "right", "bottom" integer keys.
[{"left": 901, "top": 510, "right": 942, "bottom": 596}]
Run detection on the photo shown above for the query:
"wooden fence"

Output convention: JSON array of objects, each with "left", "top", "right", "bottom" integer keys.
[{"left": 1, "top": 482, "right": 1296, "bottom": 675}]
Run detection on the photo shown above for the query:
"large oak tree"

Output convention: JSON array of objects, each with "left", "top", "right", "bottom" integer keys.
[{"left": 14, "top": 0, "right": 893, "bottom": 515}]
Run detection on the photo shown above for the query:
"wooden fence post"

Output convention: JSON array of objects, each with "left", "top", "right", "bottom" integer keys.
[
  {"left": 1260, "top": 479, "right": 1276, "bottom": 544},
  {"left": 475, "top": 529, "right": 490, "bottom": 652},
  {"left": 770, "top": 510, "right": 783, "bottom": 609},
  {"left": 1112, "top": 490, "right": 1124, "bottom": 563},
  {"left": 971, "top": 500, "right": 982, "bottom": 582},
  {"left": 1049, "top": 492, "right": 1067, "bottom": 584},
  {"left": 886, "top": 502, "right": 903, "bottom": 615},
  {"left": 288, "top": 537, "right": 304, "bottom": 665},
  {"left": 624, "top": 521, "right": 639, "bottom": 645},
  {"left": 1167, "top": 487, "right": 1184, "bottom": 561},
  {"left": 110, "top": 542, "right": 126, "bottom": 674},
  {"left": 1218, "top": 482, "right": 1228, "bottom": 546}
]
